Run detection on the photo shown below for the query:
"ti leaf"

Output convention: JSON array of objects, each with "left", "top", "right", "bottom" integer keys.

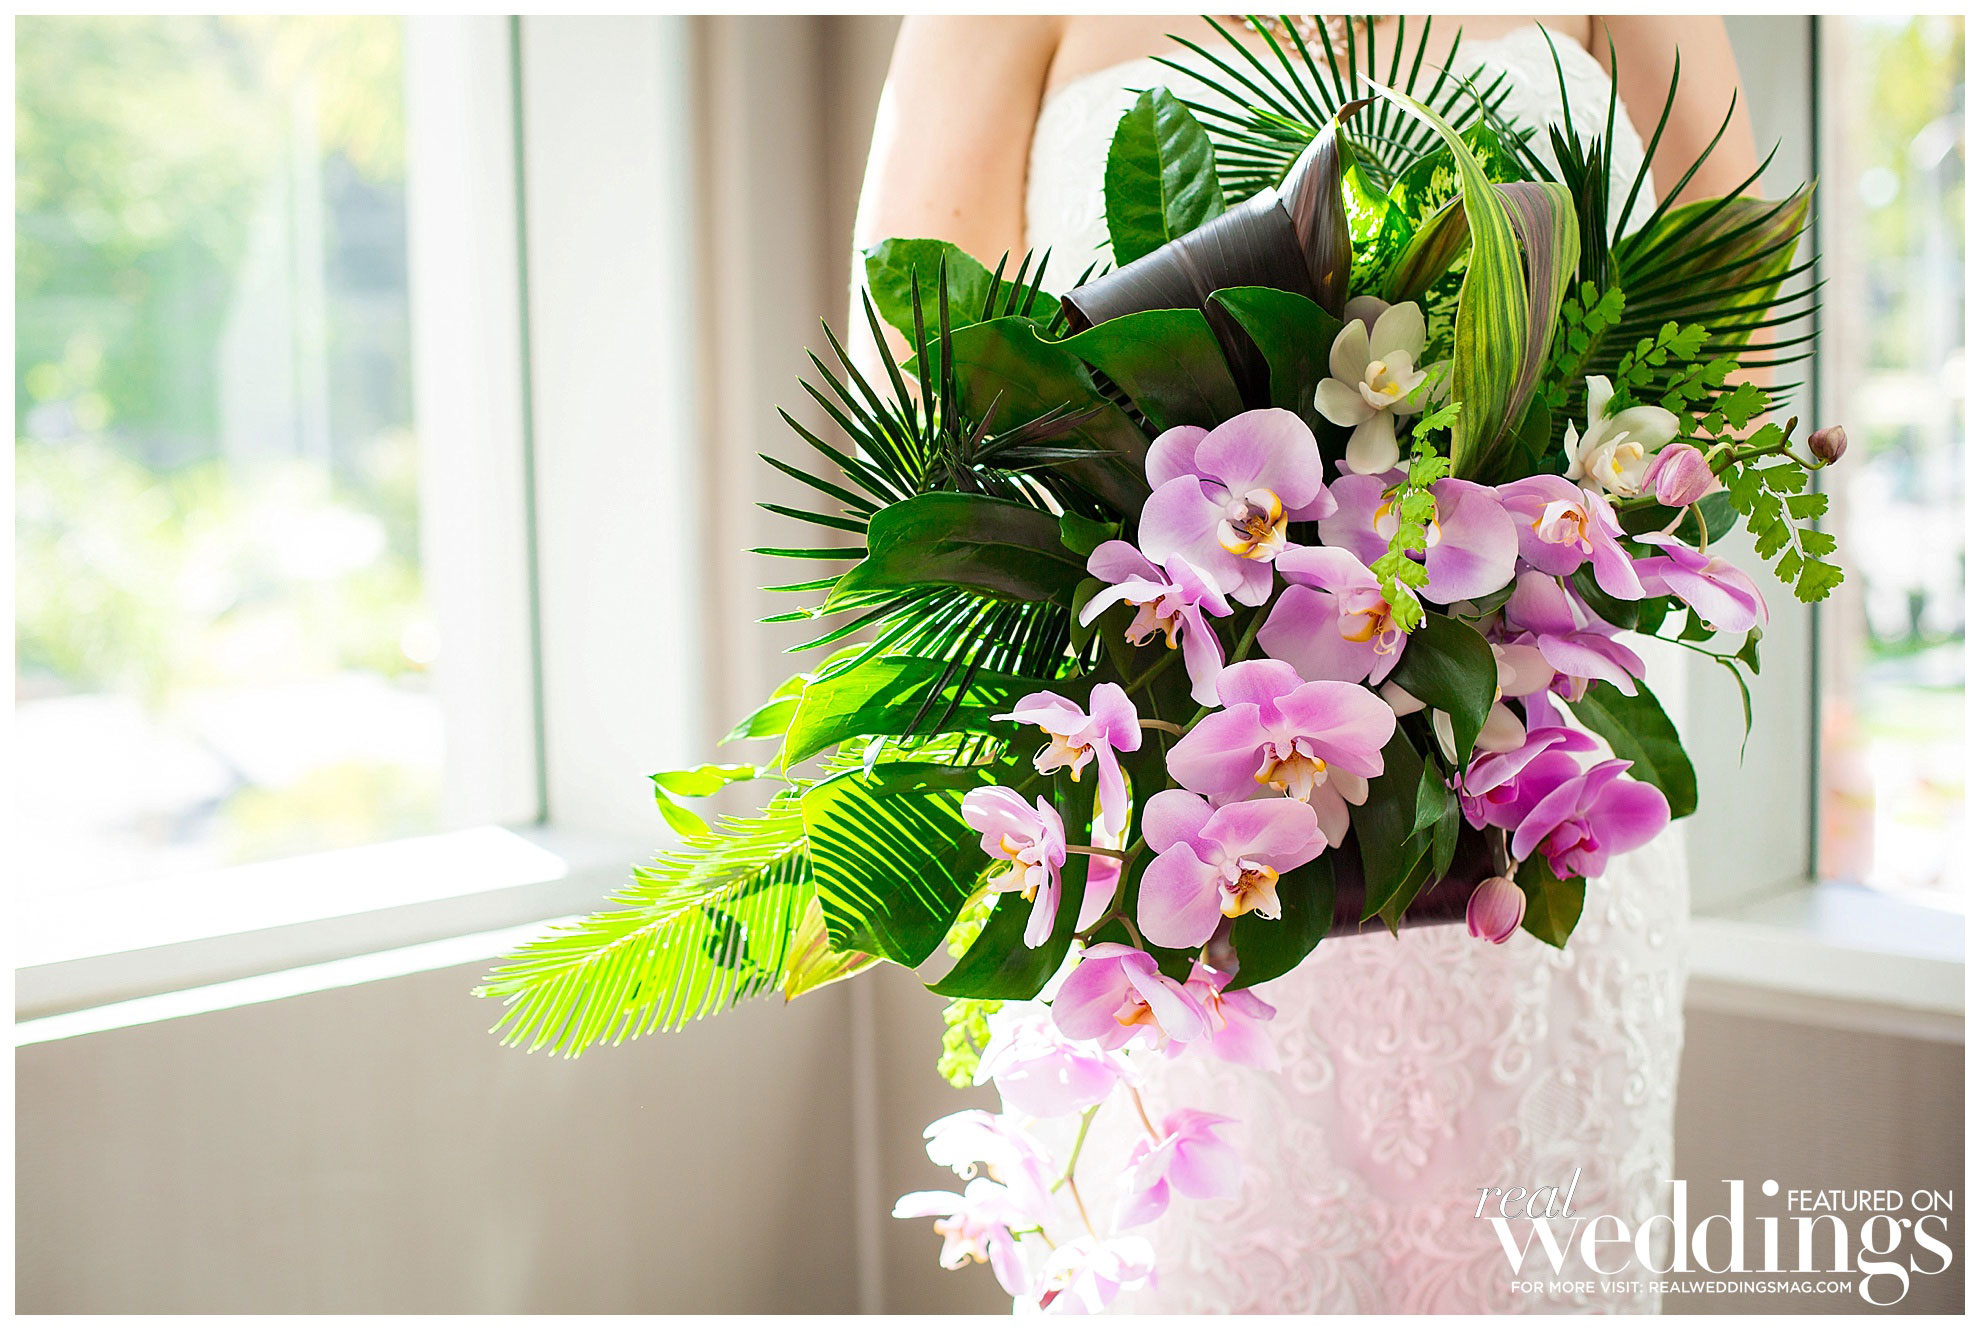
[
  {"left": 1104, "top": 87, "right": 1228, "bottom": 266},
  {"left": 1058, "top": 307, "right": 1244, "bottom": 432},
  {"left": 1203, "top": 286, "right": 1343, "bottom": 437}
]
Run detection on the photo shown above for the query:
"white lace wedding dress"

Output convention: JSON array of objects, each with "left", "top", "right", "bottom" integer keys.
[{"left": 1023, "top": 26, "right": 1688, "bottom": 1313}]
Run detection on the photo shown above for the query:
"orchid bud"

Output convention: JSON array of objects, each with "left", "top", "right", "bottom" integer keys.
[
  {"left": 1645, "top": 444, "right": 1716, "bottom": 508},
  {"left": 1809, "top": 425, "right": 1848, "bottom": 465},
  {"left": 1465, "top": 875, "right": 1526, "bottom": 944}
]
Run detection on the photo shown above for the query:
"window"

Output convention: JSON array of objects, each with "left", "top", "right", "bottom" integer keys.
[
  {"left": 1814, "top": 16, "right": 1965, "bottom": 903},
  {"left": 15, "top": 18, "right": 438, "bottom": 891}
]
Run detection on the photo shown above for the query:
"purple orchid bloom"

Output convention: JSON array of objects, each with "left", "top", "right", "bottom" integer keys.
[
  {"left": 1116, "top": 1108, "right": 1243, "bottom": 1230},
  {"left": 1180, "top": 962, "right": 1280, "bottom": 1070},
  {"left": 1460, "top": 695, "right": 1602, "bottom": 831},
  {"left": 893, "top": 1177, "right": 1034, "bottom": 1294},
  {"left": 974, "top": 1002, "right": 1128, "bottom": 1119},
  {"left": 997, "top": 684, "right": 1142, "bottom": 838},
  {"left": 1135, "top": 789, "right": 1327, "bottom": 948},
  {"left": 1256, "top": 544, "right": 1407, "bottom": 686},
  {"left": 922, "top": 1108, "right": 1057, "bottom": 1217},
  {"left": 1497, "top": 473, "right": 1645, "bottom": 600},
  {"left": 1315, "top": 473, "right": 1519, "bottom": 603},
  {"left": 1499, "top": 570, "right": 1646, "bottom": 699},
  {"left": 1138, "top": 409, "right": 1331, "bottom": 606},
  {"left": 1511, "top": 757, "right": 1671, "bottom": 881},
  {"left": 1079, "top": 541, "right": 1234, "bottom": 706},
  {"left": 959, "top": 786, "right": 1067, "bottom": 948},
  {"left": 1165, "top": 659, "right": 1395, "bottom": 848},
  {"left": 1053, "top": 943, "right": 1209, "bottom": 1053},
  {"left": 1633, "top": 533, "right": 1770, "bottom": 635}
]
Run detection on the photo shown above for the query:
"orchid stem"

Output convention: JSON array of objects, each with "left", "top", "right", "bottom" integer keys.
[
  {"left": 1066, "top": 844, "right": 1126, "bottom": 860},
  {"left": 1051, "top": 1104, "right": 1100, "bottom": 1193},
  {"left": 1128, "top": 1086, "right": 1161, "bottom": 1142},
  {"left": 1122, "top": 651, "right": 1179, "bottom": 696},
  {"left": 1139, "top": 718, "right": 1183, "bottom": 736}
]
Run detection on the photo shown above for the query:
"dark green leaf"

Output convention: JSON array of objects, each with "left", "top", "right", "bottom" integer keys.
[
  {"left": 1104, "top": 88, "right": 1227, "bottom": 266},
  {"left": 1385, "top": 612, "right": 1499, "bottom": 764},
  {"left": 782, "top": 654, "right": 1044, "bottom": 766},
  {"left": 826, "top": 492, "right": 1086, "bottom": 610},
  {"left": 1059, "top": 308, "right": 1244, "bottom": 431},
  {"left": 1350, "top": 730, "right": 1431, "bottom": 920},
  {"left": 1204, "top": 286, "right": 1342, "bottom": 436},
  {"left": 1516, "top": 854, "right": 1585, "bottom": 947},
  {"left": 1569, "top": 564, "right": 1639, "bottom": 631},
  {"left": 1566, "top": 679, "right": 1698, "bottom": 819},
  {"left": 1227, "top": 854, "right": 1334, "bottom": 990},
  {"left": 1059, "top": 512, "right": 1119, "bottom": 560}
]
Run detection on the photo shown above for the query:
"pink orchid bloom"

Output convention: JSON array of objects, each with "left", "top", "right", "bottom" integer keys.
[
  {"left": 1497, "top": 473, "right": 1645, "bottom": 600},
  {"left": 1079, "top": 541, "right": 1234, "bottom": 706},
  {"left": 1178, "top": 962, "right": 1280, "bottom": 1070},
  {"left": 1460, "top": 695, "right": 1602, "bottom": 831},
  {"left": 1117, "top": 1108, "right": 1244, "bottom": 1229},
  {"left": 1467, "top": 874, "right": 1528, "bottom": 943},
  {"left": 1138, "top": 409, "right": 1331, "bottom": 606},
  {"left": 998, "top": 684, "right": 1142, "bottom": 839},
  {"left": 1135, "top": 789, "right": 1327, "bottom": 948},
  {"left": 1256, "top": 544, "right": 1407, "bottom": 686},
  {"left": 921, "top": 1108, "right": 1058, "bottom": 1217},
  {"left": 1023, "top": 1234, "right": 1158, "bottom": 1315},
  {"left": 974, "top": 1001, "right": 1128, "bottom": 1119},
  {"left": 1315, "top": 473, "right": 1519, "bottom": 603},
  {"left": 1164, "top": 659, "right": 1394, "bottom": 848},
  {"left": 960, "top": 786, "right": 1068, "bottom": 948},
  {"left": 893, "top": 1177, "right": 1033, "bottom": 1295},
  {"left": 1499, "top": 570, "right": 1646, "bottom": 700},
  {"left": 1510, "top": 757, "right": 1671, "bottom": 881},
  {"left": 1053, "top": 943, "right": 1210, "bottom": 1052},
  {"left": 1633, "top": 533, "right": 1770, "bottom": 635}
]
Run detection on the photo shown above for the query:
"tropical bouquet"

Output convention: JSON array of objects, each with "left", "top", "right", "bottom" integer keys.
[{"left": 477, "top": 17, "right": 1841, "bottom": 1313}]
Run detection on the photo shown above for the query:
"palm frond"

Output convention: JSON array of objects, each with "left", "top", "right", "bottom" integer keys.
[{"left": 477, "top": 801, "right": 811, "bottom": 1056}]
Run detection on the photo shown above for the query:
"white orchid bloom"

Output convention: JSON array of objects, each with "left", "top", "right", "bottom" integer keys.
[
  {"left": 1563, "top": 375, "right": 1681, "bottom": 498},
  {"left": 1314, "top": 297, "right": 1446, "bottom": 476}
]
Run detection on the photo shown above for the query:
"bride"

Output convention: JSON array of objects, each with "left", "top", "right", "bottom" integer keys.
[{"left": 852, "top": 15, "right": 1758, "bottom": 1314}]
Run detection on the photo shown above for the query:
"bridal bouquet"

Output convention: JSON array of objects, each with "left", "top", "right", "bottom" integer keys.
[{"left": 479, "top": 18, "right": 1838, "bottom": 1312}]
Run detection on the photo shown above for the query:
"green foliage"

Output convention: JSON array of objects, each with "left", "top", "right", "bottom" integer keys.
[
  {"left": 937, "top": 997, "right": 1002, "bottom": 1089},
  {"left": 780, "top": 654, "right": 1041, "bottom": 768},
  {"left": 862, "top": 239, "right": 1056, "bottom": 340},
  {"left": 1723, "top": 442, "right": 1844, "bottom": 603},
  {"left": 1565, "top": 680, "right": 1699, "bottom": 819},
  {"left": 782, "top": 896, "right": 877, "bottom": 1000},
  {"left": 650, "top": 763, "right": 758, "bottom": 838},
  {"left": 1227, "top": 854, "right": 1334, "bottom": 990},
  {"left": 804, "top": 761, "right": 1014, "bottom": 966},
  {"left": 1202, "top": 287, "right": 1342, "bottom": 438},
  {"left": 1385, "top": 612, "right": 1499, "bottom": 763},
  {"left": 1103, "top": 88, "right": 1227, "bottom": 265},
  {"left": 1515, "top": 855, "right": 1585, "bottom": 948},
  {"left": 1349, "top": 730, "right": 1434, "bottom": 924},
  {"left": 1058, "top": 308, "right": 1244, "bottom": 432},
  {"left": 477, "top": 801, "right": 813, "bottom": 1055},
  {"left": 1368, "top": 418, "right": 1456, "bottom": 631},
  {"left": 827, "top": 492, "right": 1087, "bottom": 611}
]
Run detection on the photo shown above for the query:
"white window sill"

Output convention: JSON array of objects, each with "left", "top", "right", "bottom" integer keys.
[
  {"left": 1688, "top": 881, "right": 1965, "bottom": 1042},
  {"left": 15, "top": 824, "right": 653, "bottom": 1024}
]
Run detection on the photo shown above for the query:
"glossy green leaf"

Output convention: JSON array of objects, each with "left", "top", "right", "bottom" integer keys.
[
  {"left": 803, "top": 762, "right": 1007, "bottom": 966},
  {"left": 1059, "top": 308, "right": 1244, "bottom": 432},
  {"left": 652, "top": 763, "right": 757, "bottom": 799},
  {"left": 1350, "top": 730, "right": 1431, "bottom": 921},
  {"left": 942, "top": 318, "right": 1152, "bottom": 513},
  {"left": 1104, "top": 88, "right": 1227, "bottom": 267},
  {"left": 1569, "top": 564, "right": 1639, "bottom": 632},
  {"left": 1059, "top": 511, "right": 1119, "bottom": 560},
  {"left": 1227, "top": 854, "right": 1334, "bottom": 991},
  {"left": 826, "top": 492, "right": 1086, "bottom": 611},
  {"left": 1385, "top": 612, "right": 1499, "bottom": 764},
  {"left": 1566, "top": 679, "right": 1698, "bottom": 819},
  {"left": 782, "top": 896, "right": 878, "bottom": 1000},
  {"left": 1516, "top": 854, "right": 1585, "bottom": 948},
  {"left": 1204, "top": 286, "right": 1343, "bottom": 437},
  {"left": 782, "top": 654, "right": 1043, "bottom": 766},
  {"left": 863, "top": 238, "right": 1054, "bottom": 339}
]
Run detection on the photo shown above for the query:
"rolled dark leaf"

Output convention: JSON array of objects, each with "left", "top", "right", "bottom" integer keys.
[{"left": 1063, "top": 100, "right": 1371, "bottom": 333}]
